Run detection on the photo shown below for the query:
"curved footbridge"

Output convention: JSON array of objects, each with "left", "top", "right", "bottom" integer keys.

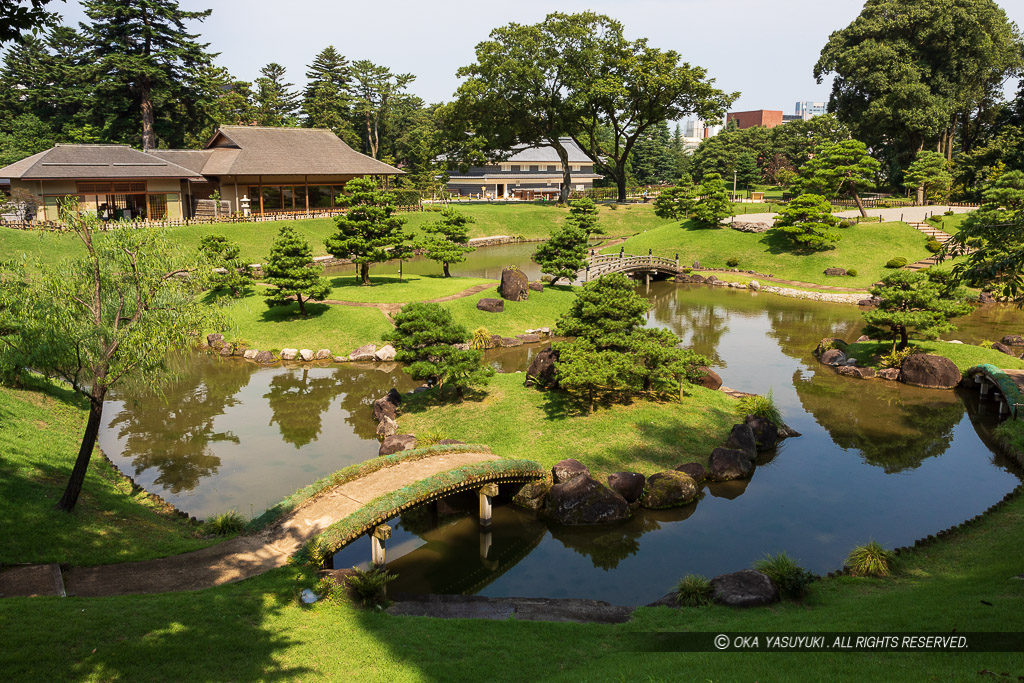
[
  {"left": 577, "top": 251, "right": 687, "bottom": 284},
  {"left": 965, "top": 364, "right": 1024, "bottom": 418},
  {"left": 7, "top": 448, "right": 544, "bottom": 598}
]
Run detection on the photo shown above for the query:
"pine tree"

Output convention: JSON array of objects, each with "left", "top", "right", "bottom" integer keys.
[
  {"left": 533, "top": 225, "right": 588, "bottom": 285},
  {"left": 772, "top": 194, "right": 843, "bottom": 252},
  {"left": 198, "top": 234, "right": 254, "bottom": 297},
  {"left": 793, "top": 139, "right": 880, "bottom": 217},
  {"left": 653, "top": 176, "right": 698, "bottom": 223},
  {"left": 904, "top": 150, "right": 953, "bottom": 204},
  {"left": 421, "top": 208, "right": 475, "bottom": 277},
  {"left": 81, "top": 0, "right": 214, "bottom": 149},
  {"left": 263, "top": 225, "right": 330, "bottom": 316},
  {"left": 862, "top": 270, "right": 973, "bottom": 351},
  {"left": 555, "top": 273, "right": 650, "bottom": 351},
  {"left": 349, "top": 59, "right": 415, "bottom": 159},
  {"left": 325, "top": 178, "right": 414, "bottom": 285},
  {"left": 691, "top": 172, "right": 734, "bottom": 228},
  {"left": 254, "top": 62, "right": 300, "bottom": 127},
  {"left": 565, "top": 198, "right": 603, "bottom": 237},
  {"left": 303, "top": 46, "right": 357, "bottom": 143}
]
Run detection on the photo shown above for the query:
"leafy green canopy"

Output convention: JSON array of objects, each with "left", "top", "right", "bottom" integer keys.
[
  {"left": 263, "top": 225, "right": 330, "bottom": 316},
  {"left": 793, "top": 139, "right": 879, "bottom": 216},
  {"left": 946, "top": 170, "right": 1024, "bottom": 300},
  {"left": 862, "top": 270, "right": 973, "bottom": 351},
  {"left": 691, "top": 172, "right": 734, "bottom": 228},
  {"left": 772, "top": 193, "right": 843, "bottom": 252},
  {"left": 421, "top": 208, "right": 476, "bottom": 277},
  {"left": 384, "top": 303, "right": 494, "bottom": 398},
  {"left": 198, "top": 234, "right": 254, "bottom": 297},
  {"left": 325, "top": 178, "right": 413, "bottom": 285}
]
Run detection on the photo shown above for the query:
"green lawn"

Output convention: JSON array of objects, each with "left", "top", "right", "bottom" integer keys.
[
  {"left": 927, "top": 212, "right": 969, "bottom": 235},
  {"left": 398, "top": 373, "right": 738, "bottom": 474},
  {"left": 610, "top": 219, "right": 934, "bottom": 288},
  {"left": 326, "top": 274, "right": 496, "bottom": 303},
  {"left": 441, "top": 285, "right": 577, "bottom": 337},
  {"left": 845, "top": 340, "right": 1024, "bottom": 373},
  {"left": 0, "top": 377, "right": 213, "bottom": 566},
  {"left": 210, "top": 291, "right": 394, "bottom": 355}
]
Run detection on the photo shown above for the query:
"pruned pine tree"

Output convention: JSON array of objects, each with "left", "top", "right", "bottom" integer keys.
[
  {"left": 325, "top": 178, "right": 414, "bottom": 285},
  {"left": 421, "top": 208, "right": 475, "bottom": 277},
  {"left": 263, "top": 225, "right": 330, "bottom": 316},
  {"left": 772, "top": 193, "right": 843, "bottom": 252}
]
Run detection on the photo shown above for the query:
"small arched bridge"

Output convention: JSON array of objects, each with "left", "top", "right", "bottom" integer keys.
[
  {"left": 577, "top": 251, "right": 688, "bottom": 283},
  {"left": 965, "top": 364, "right": 1024, "bottom": 418}
]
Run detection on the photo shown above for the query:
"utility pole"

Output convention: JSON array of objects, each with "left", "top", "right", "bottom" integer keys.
[{"left": 733, "top": 170, "right": 738, "bottom": 201}]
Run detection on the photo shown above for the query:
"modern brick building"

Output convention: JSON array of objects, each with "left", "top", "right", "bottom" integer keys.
[{"left": 726, "top": 110, "right": 784, "bottom": 129}]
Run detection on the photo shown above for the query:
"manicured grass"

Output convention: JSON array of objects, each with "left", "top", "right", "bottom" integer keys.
[
  {"left": 210, "top": 291, "right": 394, "bottom": 354},
  {"left": 442, "top": 285, "right": 577, "bottom": 337},
  {"left": 927, "top": 212, "right": 969, "bottom": 235},
  {"left": 326, "top": 274, "right": 497, "bottom": 303},
  {"left": 397, "top": 373, "right": 738, "bottom": 474},
  {"left": 609, "top": 219, "right": 933, "bottom": 288},
  {"left": 0, "top": 377, "right": 213, "bottom": 566},
  {"left": 844, "top": 340, "right": 1024, "bottom": 373}
]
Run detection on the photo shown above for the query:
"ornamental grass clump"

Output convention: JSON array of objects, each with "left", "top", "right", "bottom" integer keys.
[
  {"left": 674, "top": 574, "right": 713, "bottom": 606},
  {"left": 345, "top": 566, "right": 397, "bottom": 608},
  {"left": 736, "top": 389, "right": 783, "bottom": 427},
  {"left": 846, "top": 541, "right": 896, "bottom": 578},
  {"left": 205, "top": 510, "right": 246, "bottom": 536},
  {"left": 753, "top": 552, "right": 816, "bottom": 600}
]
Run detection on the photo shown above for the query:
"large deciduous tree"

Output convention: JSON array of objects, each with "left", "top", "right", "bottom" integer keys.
[
  {"left": 793, "top": 139, "right": 880, "bottom": 217},
  {"left": 325, "top": 178, "right": 413, "bottom": 285},
  {"left": 81, "top": 0, "right": 215, "bottom": 150},
  {"left": 0, "top": 202, "right": 212, "bottom": 511}
]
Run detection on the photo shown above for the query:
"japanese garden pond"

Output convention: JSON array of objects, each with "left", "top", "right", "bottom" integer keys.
[{"left": 98, "top": 248, "right": 1024, "bottom": 606}]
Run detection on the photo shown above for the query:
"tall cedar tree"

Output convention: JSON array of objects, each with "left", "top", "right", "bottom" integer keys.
[
  {"left": 691, "top": 172, "right": 734, "bottom": 228},
  {"left": 772, "top": 194, "right": 843, "bottom": 252},
  {"left": 862, "top": 270, "right": 973, "bottom": 351},
  {"left": 303, "top": 46, "right": 358, "bottom": 145},
  {"left": 533, "top": 224, "right": 588, "bottom": 285},
  {"left": 349, "top": 60, "right": 415, "bottom": 159},
  {"left": 198, "top": 233, "right": 254, "bottom": 297},
  {"left": 384, "top": 303, "right": 494, "bottom": 398},
  {"left": 792, "top": 139, "right": 880, "bottom": 217},
  {"left": 263, "top": 225, "right": 330, "bottom": 316},
  {"left": 325, "top": 178, "right": 414, "bottom": 285},
  {"left": 254, "top": 62, "right": 300, "bottom": 127},
  {"left": 0, "top": 202, "right": 212, "bottom": 511},
  {"left": 81, "top": 0, "right": 214, "bottom": 150},
  {"left": 421, "top": 208, "right": 476, "bottom": 277}
]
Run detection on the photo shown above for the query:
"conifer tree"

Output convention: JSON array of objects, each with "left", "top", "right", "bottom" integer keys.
[
  {"left": 653, "top": 175, "right": 698, "bottom": 223},
  {"left": 421, "top": 208, "right": 475, "bottom": 277},
  {"left": 691, "top": 172, "right": 734, "bottom": 228},
  {"left": 198, "top": 234, "right": 254, "bottom": 297},
  {"left": 793, "top": 139, "right": 880, "bottom": 217},
  {"left": 772, "top": 193, "right": 843, "bottom": 252},
  {"left": 263, "top": 225, "right": 330, "bottom": 316},
  {"left": 533, "top": 225, "right": 588, "bottom": 285},
  {"left": 903, "top": 150, "right": 953, "bottom": 204},
  {"left": 325, "top": 178, "right": 414, "bottom": 285},
  {"left": 862, "top": 270, "right": 973, "bottom": 351},
  {"left": 303, "top": 46, "right": 358, "bottom": 144},
  {"left": 565, "top": 198, "right": 603, "bottom": 237},
  {"left": 254, "top": 62, "right": 300, "bottom": 127}
]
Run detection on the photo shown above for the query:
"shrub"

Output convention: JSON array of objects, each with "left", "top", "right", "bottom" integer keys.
[
  {"left": 390, "top": 188, "right": 421, "bottom": 208},
  {"left": 416, "top": 428, "right": 447, "bottom": 447},
  {"left": 944, "top": 210, "right": 954, "bottom": 216},
  {"left": 737, "top": 389, "right": 783, "bottom": 427},
  {"left": 470, "top": 327, "right": 492, "bottom": 350},
  {"left": 726, "top": 257, "right": 740, "bottom": 267},
  {"left": 344, "top": 566, "right": 397, "bottom": 608},
  {"left": 312, "top": 576, "right": 346, "bottom": 603},
  {"left": 979, "top": 340, "right": 995, "bottom": 349},
  {"left": 925, "top": 239, "right": 942, "bottom": 253},
  {"left": 682, "top": 266, "right": 693, "bottom": 274},
  {"left": 885, "top": 257, "right": 907, "bottom": 268},
  {"left": 304, "top": 536, "right": 333, "bottom": 570},
  {"left": 877, "top": 201, "right": 892, "bottom": 208},
  {"left": 880, "top": 346, "right": 915, "bottom": 368},
  {"left": 839, "top": 219, "right": 854, "bottom": 228},
  {"left": 205, "top": 510, "right": 245, "bottom": 536},
  {"left": 847, "top": 268, "right": 858, "bottom": 277},
  {"left": 674, "top": 574, "right": 713, "bottom": 606},
  {"left": 925, "top": 268, "right": 951, "bottom": 284},
  {"left": 753, "top": 552, "right": 816, "bottom": 600},
  {"left": 846, "top": 541, "right": 895, "bottom": 577}
]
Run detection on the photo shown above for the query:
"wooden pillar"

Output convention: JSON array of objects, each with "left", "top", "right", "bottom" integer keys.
[
  {"left": 304, "top": 174, "right": 309, "bottom": 214},
  {"left": 258, "top": 176, "right": 264, "bottom": 215},
  {"left": 233, "top": 177, "right": 239, "bottom": 214},
  {"left": 371, "top": 524, "right": 391, "bottom": 566},
  {"left": 479, "top": 483, "right": 499, "bottom": 527},
  {"left": 981, "top": 382, "right": 990, "bottom": 397}
]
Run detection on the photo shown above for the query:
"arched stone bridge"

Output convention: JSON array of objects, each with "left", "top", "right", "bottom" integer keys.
[
  {"left": 577, "top": 251, "right": 687, "bottom": 283},
  {"left": 965, "top": 364, "right": 1024, "bottom": 418}
]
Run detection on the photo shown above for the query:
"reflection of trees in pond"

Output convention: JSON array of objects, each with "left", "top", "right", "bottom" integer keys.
[
  {"left": 764, "top": 305, "right": 862, "bottom": 361},
  {"left": 107, "top": 356, "right": 253, "bottom": 493},
  {"left": 548, "top": 503, "right": 697, "bottom": 570},
  {"left": 646, "top": 286, "right": 730, "bottom": 365},
  {"left": 264, "top": 368, "right": 343, "bottom": 448},
  {"left": 329, "top": 362, "right": 415, "bottom": 440},
  {"left": 794, "top": 368, "right": 964, "bottom": 473}
]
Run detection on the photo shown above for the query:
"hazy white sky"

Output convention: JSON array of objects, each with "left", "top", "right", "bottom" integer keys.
[{"left": 54, "top": 0, "right": 1024, "bottom": 117}]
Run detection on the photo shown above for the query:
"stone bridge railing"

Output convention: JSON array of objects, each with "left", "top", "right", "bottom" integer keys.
[{"left": 577, "top": 251, "right": 686, "bottom": 282}]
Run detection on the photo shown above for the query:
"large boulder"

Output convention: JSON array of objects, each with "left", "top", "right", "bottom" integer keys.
[
  {"left": 899, "top": 353, "right": 961, "bottom": 389},
  {"left": 552, "top": 458, "right": 590, "bottom": 484},
  {"left": 710, "top": 570, "right": 779, "bottom": 607},
  {"left": 315, "top": 349, "right": 332, "bottom": 360},
  {"left": 218, "top": 344, "right": 234, "bottom": 356},
  {"left": 375, "top": 416, "right": 398, "bottom": 440},
  {"left": 349, "top": 344, "right": 377, "bottom": 361},
  {"left": 640, "top": 471, "right": 699, "bottom": 509},
  {"left": 815, "top": 338, "right": 845, "bottom": 355},
  {"left": 543, "top": 475, "right": 630, "bottom": 525},
  {"left": 1001, "top": 334, "right": 1024, "bottom": 346},
  {"left": 375, "top": 344, "right": 397, "bottom": 362},
  {"left": 500, "top": 268, "right": 530, "bottom": 301},
  {"left": 525, "top": 347, "right": 559, "bottom": 388},
  {"left": 499, "top": 337, "right": 523, "bottom": 347},
  {"left": 744, "top": 415, "right": 779, "bottom": 451},
  {"left": 477, "top": 298, "right": 504, "bottom": 313},
  {"left": 695, "top": 366, "right": 723, "bottom": 390},
  {"left": 837, "top": 365, "right": 876, "bottom": 379},
  {"left": 689, "top": 274, "right": 706, "bottom": 284},
  {"left": 206, "top": 332, "right": 225, "bottom": 348},
  {"left": 674, "top": 462, "right": 707, "bottom": 483},
  {"left": 819, "top": 348, "right": 847, "bottom": 366},
  {"left": 731, "top": 221, "right": 771, "bottom": 233},
  {"left": 512, "top": 480, "right": 551, "bottom": 511},
  {"left": 877, "top": 368, "right": 900, "bottom": 381},
  {"left": 243, "top": 349, "right": 260, "bottom": 360},
  {"left": 517, "top": 333, "right": 542, "bottom": 344},
  {"left": 607, "top": 472, "right": 646, "bottom": 503},
  {"left": 708, "top": 448, "right": 755, "bottom": 481},
  {"left": 979, "top": 291, "right": 995, "bottom": 303},
  {"left": 823, "top": 267, "right": 847, "bottom": 277},
  {"left": 373, "top": 397, "right": 398, "bottom": 422},
  {"left": 724, "top": 423, "right": 757, "bottom": 460},
  {"left": 379, "top": 434, "right": 417, "bottom": 456},
  {"left": 528, "top": 281, "right": 544, "bottom": 292},
  {"left": 254, "top": 350, "right": 276, "bottom": 364},
  {"left": 991, "top": 341, "right": 1015, "bottom": 356},
  {"left": 299, "top": 349, "right": 314, "bottom": 362},
  {"left": 281, "top": 348, "right": 298, "bottom": 360}
]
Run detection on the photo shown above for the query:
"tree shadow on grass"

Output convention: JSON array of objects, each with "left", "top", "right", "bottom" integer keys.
[
  {"left": 757, "top": 228, "right": 831, "bottom": 257},
  {"left": 258, "top": 302, "right": 331, "bottom": 324},
  {"left": 396, "top": 384, "right": 490, "bottom": 416}
]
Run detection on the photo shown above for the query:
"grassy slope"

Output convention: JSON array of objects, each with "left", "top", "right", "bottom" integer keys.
[
  {"left": 443, "top": 285, "right": 576, "bottom": 337},
  {"left": 0, "top": 378, "right": 212, "bottom": 566},
  {"left": 2, "top": 483, "right": 1022, "bottom": 680},
  {"left": 927, "top": 212, "right": 969, "bottom": 235},
  {"left": 398, "top": 373, "right": 738, "bottom": 474},
  {"left": 325, "top": 274, "right": 496, "bottom": 303},
  {"left": 610, "top": 219, "right": 933, "bottom": 289},
  {"left": 845, "top": 340, "right": 1024, "bottom": 373}
]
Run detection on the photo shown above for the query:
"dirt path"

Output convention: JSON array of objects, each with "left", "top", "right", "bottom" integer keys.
[{"left": 3, "top": 451, "right": 499, "bottom": 598}]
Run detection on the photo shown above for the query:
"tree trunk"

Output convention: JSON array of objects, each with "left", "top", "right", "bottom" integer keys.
[
  {"left": 555, "top": 143, "right": 572, "bottom": 205},
  {"left": 443, "top": 262, "right": 451, "bottom": 277},
  {"left": 297, "top": 293, "right": 306, "bottom": 316},
  {"left": 916, "top": 185, "right": 924, "bottom": 205},
  {"left": 140, "top": 75, "right": 156, "bottom": 151},
  {"left": 56, "top": 387, "right": 106, "bottom": 512},
  {"left": 897, "top": 325, "right": 909, "bottom": 350},
  {"left": 360, "top": 262, "right": 371, "bottom": 286},
  {"left": 852, "top": 191, "right": 868, "bottom": 218}
]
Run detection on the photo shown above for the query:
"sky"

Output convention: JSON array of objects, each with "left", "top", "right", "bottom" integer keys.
[{"left": 53, "top": 0, "right": 1024, "bottom": 119}]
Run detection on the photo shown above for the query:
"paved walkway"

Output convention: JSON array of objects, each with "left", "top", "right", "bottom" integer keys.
[
  {"left": 732, "top": 204, "right": 973, "bottom": 226},
  {"left": 1, "top": 451, "right": 499, "bottom": 598}
]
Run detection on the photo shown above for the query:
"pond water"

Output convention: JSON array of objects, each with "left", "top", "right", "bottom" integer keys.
[{"left": 98, "top": 248, "right": 1024, "bottom": 605}]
